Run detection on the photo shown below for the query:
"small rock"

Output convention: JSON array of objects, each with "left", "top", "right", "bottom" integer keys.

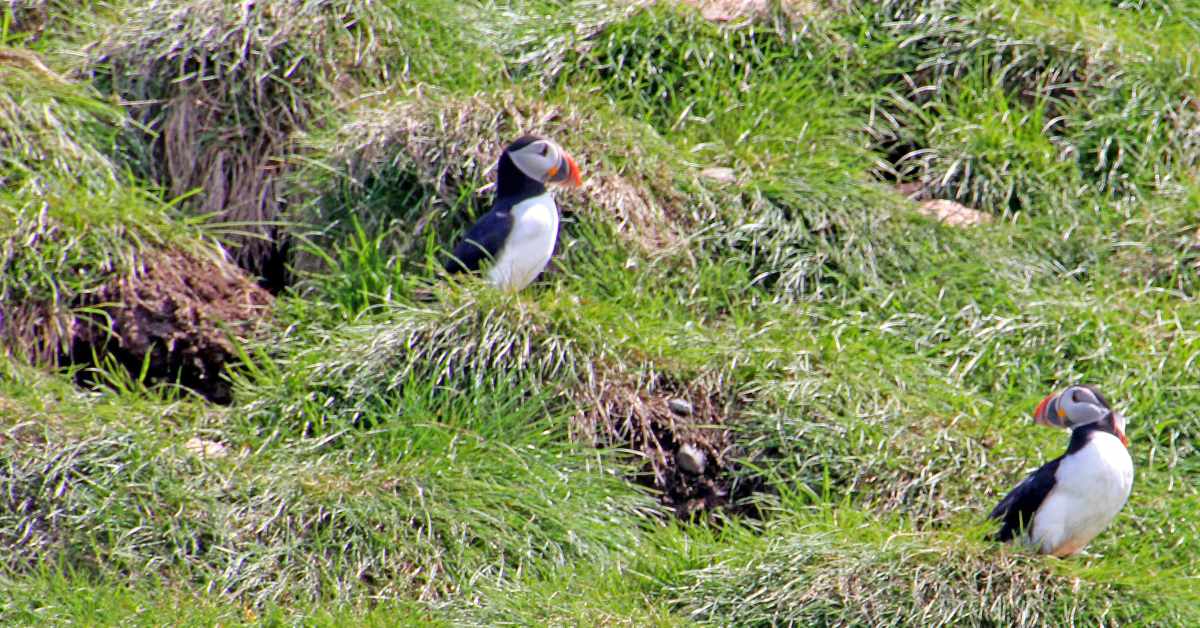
[
  {"left": 916, "top": 199, "right": 992, "bottom": 227},
  {"left": 668, "top": 398, "right": 694, "bottom": 416},
  {"left": 677, "top": 444, "right": 707, "bottom": 475},
  {"left": 699, "top": 167, "right": 737, "bottom": 184},
  {"left": 681, "top": 0, "right": 818, "bottom": 23},
  {"left": 185, "top": 437, "right": 228, "bottom": 459}
]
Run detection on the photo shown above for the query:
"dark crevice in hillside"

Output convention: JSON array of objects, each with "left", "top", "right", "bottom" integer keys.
[
  {"left": 256, "top": 231, "right": 293, "bottom": 293},
  {"left": 579, "top": 375, "right": 765, "bottom": 518},
  {"left": 63, "top": 250, "right": 272, "bottom": 404}
]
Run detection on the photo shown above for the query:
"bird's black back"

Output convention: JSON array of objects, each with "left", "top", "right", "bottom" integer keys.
[
  {"left": 989, "top": 455, "right": 1063, "bottom": 542},
  {"left": 444, "top": 196, "right": 518, "bottom": 274}
]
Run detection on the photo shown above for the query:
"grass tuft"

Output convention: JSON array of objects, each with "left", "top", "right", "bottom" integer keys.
[{"left": 674, "top": 514, "right": 1197, "bottom": 626}]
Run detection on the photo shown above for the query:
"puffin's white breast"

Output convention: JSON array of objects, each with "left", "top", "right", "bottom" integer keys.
[
  {"left": 488, "top": 192, "right": 559, "bottom": 292},
  {"left": 1030, "top": 432, "right": 1133, "bottom": 556}
]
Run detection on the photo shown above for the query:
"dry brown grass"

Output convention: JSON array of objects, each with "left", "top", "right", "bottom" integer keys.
[
  {"left": 0, "top": 48, "right": 63, "bottom": 82},
  {"left": 1, "top": 302, "right": 74, "bottom": 366}
]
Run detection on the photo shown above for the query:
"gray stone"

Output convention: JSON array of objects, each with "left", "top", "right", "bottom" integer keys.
[
  {"left": 677, "top": 444, "right": 707, "bottom": 475},
  {"left": 668, "top": 398, "right": 694, "bottom": 416},
  {"left": 185, "top": 437, "right": 228, "bottom": 459}
]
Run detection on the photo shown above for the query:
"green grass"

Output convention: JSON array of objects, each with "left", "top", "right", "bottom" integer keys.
[{"left": 1, "top": 0, "right": 1199, "bottom": 624}]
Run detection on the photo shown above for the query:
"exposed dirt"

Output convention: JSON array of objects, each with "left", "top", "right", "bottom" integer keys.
[
  {"left": 914, "top": 199, "right": 992, "bottom": 227},
  {"left": 896, "top": 183, "right": 993, "bottom": 227},
  {"left": 575, "top": 373, "right": 762, "bottom": 518},
  {"left": 67, "top": 250, "right": 272, "bottom": 403}
]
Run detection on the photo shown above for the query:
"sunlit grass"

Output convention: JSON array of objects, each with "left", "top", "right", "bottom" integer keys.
[{"left": 2, "top": 0, "right": 1199, "bottom": 624}]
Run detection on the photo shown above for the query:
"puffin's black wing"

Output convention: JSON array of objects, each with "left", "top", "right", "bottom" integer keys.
[
  {"left": 444, "top": 204, "right": 514, "bottom": 274},
  {"left": 989, "top": 457, "right": 1062, "bottom": 541}
]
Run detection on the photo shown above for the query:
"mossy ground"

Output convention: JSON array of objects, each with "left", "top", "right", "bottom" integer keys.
[{"left": 2, "top": 0, "right": 1199, "bottom": 625}]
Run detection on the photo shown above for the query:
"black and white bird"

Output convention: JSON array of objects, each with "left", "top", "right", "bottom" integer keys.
[
  {"left": 444, "top": 135, "right": 582, "bottom": 292},
  {"left": 989, "top": 385, "right": 1133, "bottom": 557}
]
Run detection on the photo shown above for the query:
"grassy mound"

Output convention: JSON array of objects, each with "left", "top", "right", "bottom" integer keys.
[
  {"left": 674, "top": 516, "right": 1193, "bottom": 626},
  {"left": 238, "top": 285, "right": 756, "bottom": 516},
  {"left": 2, "top": 0, "right": 1200, "bottom": 623},
  {"left": 0, "top": 60, "right": 270, "bottom": 399},
  {"left": 863, "top": 1, "right": 1200, "bottom": 210},
  {"left": 0, "top": 361, "right": 651, "bottom": 604}
]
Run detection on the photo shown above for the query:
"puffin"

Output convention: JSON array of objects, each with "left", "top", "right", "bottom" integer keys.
[
  {"left": 989, "top": 385, "right": 1134, "bottom": 557},
  {"left": 444, "top": 135, "right": 582, "bottom": 292}
]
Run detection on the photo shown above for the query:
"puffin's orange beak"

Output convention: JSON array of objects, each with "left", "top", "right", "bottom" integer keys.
[
  {"left": 1033, "top": 392, "right": 1064, "bottom": 428},
  {"left": 564, "top": 153, "right": 582, "bottom": 187},
  {"left": 548, "top": 152, "right": 582, "bottom": 187},
  {"left": 1113, "top": 412, "right": 1130, "bottom": 448}
]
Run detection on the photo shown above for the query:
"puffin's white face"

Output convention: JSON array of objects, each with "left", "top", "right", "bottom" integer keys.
[
  {"left": 1058, "top": 385, "right": 1109, "bottom": 426},
  {"left": 507, "top": 138, "right": 582, "bottom": 187}
]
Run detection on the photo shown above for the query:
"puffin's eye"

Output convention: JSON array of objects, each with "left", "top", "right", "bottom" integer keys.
[
  {"left": 1071, "top": 389, "right": 1081, "bottom": 403},
  {"left": 539, "top": 144, "right": 549, "bottom": 156}
]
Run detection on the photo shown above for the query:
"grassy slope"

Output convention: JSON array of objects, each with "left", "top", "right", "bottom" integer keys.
[{"left": 3, "top": 0, "right": 1200, "bottom": 625}]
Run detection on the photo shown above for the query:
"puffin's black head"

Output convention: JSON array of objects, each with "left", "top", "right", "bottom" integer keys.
[
  {"left": 496, "top": 135, "right": 582, "bottom": 200},
  {"left": 1034, "top": 384, "right": 1129, "bottom": 447}
]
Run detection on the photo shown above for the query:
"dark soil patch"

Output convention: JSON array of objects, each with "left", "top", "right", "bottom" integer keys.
[
  {"left": 66, "top": 250, "right": 272, "bottom": 403},
  {"left": 576, "top": 374, "right": 763, "bottom": 518}
]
